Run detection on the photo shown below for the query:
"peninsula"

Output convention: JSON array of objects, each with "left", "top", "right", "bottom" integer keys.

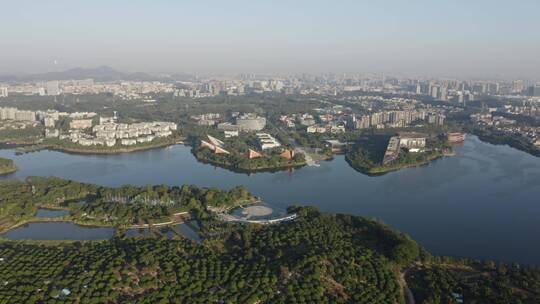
[
  {"left": 345, "top": 132, "right": 455, "bottom": 175},
  {"left": 0, "top": 157, "right": 17, "bottom": 175}
]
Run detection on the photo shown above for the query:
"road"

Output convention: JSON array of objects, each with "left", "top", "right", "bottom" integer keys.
[
  {"left": 400, "top": 268, "right": 416, "bottom": 304},
  {"left": 287, "top": 135, "right": 320, "bottom": 167},
  {"left": 294, "top": 145, "right": 319, "bottom": 167}
]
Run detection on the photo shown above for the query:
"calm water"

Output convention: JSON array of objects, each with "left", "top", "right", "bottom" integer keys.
[
  {"left": 125, "top": 228, "right": 154, "bottom": 238},
  {"left": 35, "top": 208, "right": 70, "bottom": 218},
  {"left": 1, "top": 136, "right": 540, "bottom": 264},
  {"left": 2, "top": 221, "right": 202, "bottom": 242},
  {"left": 1, "top": 222, "right": 114, "bottom": 241},
  {"left": 174, "top": 222, "right": 202, "bottom": 243},
  {"left": 124, "top": 222, "right": 201, "bottom": 242}
]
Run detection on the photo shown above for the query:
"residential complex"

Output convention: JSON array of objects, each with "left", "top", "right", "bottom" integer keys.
[
  {"left": 60, "top": 121, "right": 177, "bottom": 147},
  {"left": 0, "top": 106, "right": 177, "bottom": 147}
]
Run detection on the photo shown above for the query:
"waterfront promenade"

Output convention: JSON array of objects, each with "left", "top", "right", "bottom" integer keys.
[{"left": 218, "top": 212, "right": 298, "bottom": 225}]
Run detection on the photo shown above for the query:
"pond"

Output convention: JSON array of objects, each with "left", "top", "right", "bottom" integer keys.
[
  {"left": 1, "top": 222, "right": 114, "bottom": 241},
  {"left": 35, "top": 208, "right": 70, "bottom": 218}
]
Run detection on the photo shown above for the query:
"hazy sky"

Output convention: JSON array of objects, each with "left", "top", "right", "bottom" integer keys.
[{"left": 2, "top": 0, "right": 539, "bottom": 78}]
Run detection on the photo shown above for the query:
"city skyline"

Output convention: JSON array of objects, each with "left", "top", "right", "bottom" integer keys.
[{"left": 2, "top": 0, "right": 540, "bottom": 79}]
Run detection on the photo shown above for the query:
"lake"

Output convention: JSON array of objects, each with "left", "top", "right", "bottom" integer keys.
[{"left": 1, "top": 136, "right": 540, "bottom": 264}]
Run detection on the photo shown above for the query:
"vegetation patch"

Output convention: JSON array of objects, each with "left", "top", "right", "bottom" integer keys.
[{"left": 0, "top": 157, "right": 17, "bottom": 175}]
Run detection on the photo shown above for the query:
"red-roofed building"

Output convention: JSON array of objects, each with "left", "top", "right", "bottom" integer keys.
[
  {"left": 280, "top": 149, "right": 295, "bottom": 160},
  {"left": 246, "top": 149, "right": 262, "bottom": 159}
]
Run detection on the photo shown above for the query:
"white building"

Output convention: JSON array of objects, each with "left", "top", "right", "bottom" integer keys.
[
  {"left": 44, "top": 117, "right": 56, "bottom": 128},
  {"left": 121, "top": 139, "right": 137, "bottom": 146},
  {"left": 0, "top": 87, "right": 8, "bottom": 98},
  {"left": 46, "top": 81, "right": 60, "bottom": 96},
  {"left": 70, "top": 119, "right": 93, "bottom": 129},
  {"left": 45, "top": 129, "right": 60, "bottom": 138},
  {"left": 256, "top": 133, "right": 281, "bottom": 150},
  {"left": 224, "top": 130, "right": 239, "bottom": 138}
]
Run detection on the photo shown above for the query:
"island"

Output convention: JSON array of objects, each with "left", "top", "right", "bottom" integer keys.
[
  {"left": 0, "top": 157, "right": 17, "bottom": 175},
  {"left": 1, "top": 177, "right": 540, "bottom": 303}
]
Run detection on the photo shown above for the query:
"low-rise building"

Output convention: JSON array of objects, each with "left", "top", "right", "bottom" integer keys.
[
  {"left": 399, "top": 134, "right": 426, "bottom": 149},
  {"left": 224, "top": 130, "right": 239, "bottom": 138},
  {"left": 256, "top": 133, "right": 281, "bottom": 150},
  {"left": 383, "top": 136, "right": 401, "bottom": 164},
  {"left": 70, "top": 119, "right": 93, "bottom": 130},
  {"left": 121, "top": 139, "right": 137, "bottom": 146},
  {"left": 45, "top": 129, "right": 60, "bottom": 138},
  {"left": 236, "top": 113, "right": 266, "bottom": 131}
]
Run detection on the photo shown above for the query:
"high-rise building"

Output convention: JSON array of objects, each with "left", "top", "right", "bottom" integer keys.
[
  {"left": 528, "top": 85, "right": 540, "bottom": 97},
  {"left": 487, "top": 82, "right": 500, "bottom": 94},
  {"left": 0, "top": 107, "right": 36, "bottom": 121},
  {"left": 0, "top": 107, "right": 16, "bottom": 120},
  {"left": 46, "top": 81, "right": 60, "bottom": 96},
  {"left": 431, "top": 86, "right": 439, "bottom": 99},
  {"left": 0, "top": 87, "right": 8, "bottom": 98},
  {"left": 512, "top": 80, "right": 524, "bottom": 93},
  {"left": 356, "top": 115, "right": 371, "bottom": 129},
  {"left": 440, "top": 87, "right": 447, "bottom": 101},
  {"left": 455, "top": 93, "right": 464, "bottom": 103},
  {"left": 15, "top": 110, "right": 36, "bottom": 121}
]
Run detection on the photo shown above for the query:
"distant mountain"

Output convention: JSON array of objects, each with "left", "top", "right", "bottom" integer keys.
[
  {"left": 33, "top": 66, "right": 129, "bottom": 81},
  {"left": 0, "top": 66, "right": 183, "bottom": 82}
]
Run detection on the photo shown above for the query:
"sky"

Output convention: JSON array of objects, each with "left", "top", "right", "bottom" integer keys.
[{"left": 1, "top": 0, "right": 539, "bottom": 79}]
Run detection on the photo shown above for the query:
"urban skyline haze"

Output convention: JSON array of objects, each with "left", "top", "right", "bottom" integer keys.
[{"left": 2, "top": 0, "right": 540, "bottom": 79}]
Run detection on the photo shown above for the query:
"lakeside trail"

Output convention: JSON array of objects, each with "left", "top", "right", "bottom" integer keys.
[
  {"left": 0, "top": 211, "right": 192, "bottom": 234},
  {"left": 397, "top": 268, "right": 416, "bottom": 304}
]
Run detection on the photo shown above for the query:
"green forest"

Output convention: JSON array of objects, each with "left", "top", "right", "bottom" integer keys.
[
  {"left": 0, "top": 205, "right": 418, "bottom": 303},
  {"left": 0, "top": 177, "right": 253, "bottom": 232}
]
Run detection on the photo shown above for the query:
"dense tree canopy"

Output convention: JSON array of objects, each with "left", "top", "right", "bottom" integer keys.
[{"left": 0, "top": 177, "right": 253, "bottom": 231}]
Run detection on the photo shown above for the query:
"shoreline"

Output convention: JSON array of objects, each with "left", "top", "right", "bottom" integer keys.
[
  {"left": 345, "top": 151, "right": 446, "bottom": 176},
  {"left": 470, "top": 129, "right": 540, "bottom": 158},
  {"left": 14, "top": 139, "right": 184, "bottom": 156},
  {"left": 0, "top": 157, "right": 18, "bottom": 175},
  {"left": 194, "top": 153, "right": 307, "bottom": 174},
  {"left": 0, "top": 213, "right": 193, "bottom": 235},
  {"left": 0, "top": 166, "right": 17, "bottom": 176}
]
